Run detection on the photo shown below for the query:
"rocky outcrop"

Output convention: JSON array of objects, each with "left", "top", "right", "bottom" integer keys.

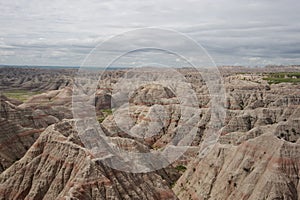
[
  {"left": 20, "top": 87, "right": 73, "bottom": 108},
  {"left": 0, "top": 119, "right": 42, "bottom": 172},
  {"left": 0, "top": 67, "right": 74, "bottom": 92},
  {"left": 0, "top": 120, "right": 177, "bottom": 200},
  {"left": 174, "top": 132, "right": 300, "bottom": 200},
  {"left": 0, "top": 95, "right": 64, "bottom": 172},
  {"left": 18, "top": 87, "right": 74, "bottom": 120},
  {"left": 102, "top": 83, "right": 205, "bottom": 152},
  {"left": 172, "top": 77, "right": 300, "bottom": 199},
  {"left": 1, "top": 66, "right": 300, "bottom": 200}
]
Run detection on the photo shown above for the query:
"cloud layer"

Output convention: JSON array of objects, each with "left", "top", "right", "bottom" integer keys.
[{"left": 0, "top": 0, "right": 299, "bottom": 66}]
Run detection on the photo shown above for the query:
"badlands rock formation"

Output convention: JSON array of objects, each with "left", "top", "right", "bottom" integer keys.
[
  {"left": 0, "top": 94, "right": 61, "bottom": 172},
  {"left": 0, "top": 67, "right": 74, "bottom": 92},
  {"left": 0, "top": 66, "right": 300, "bottom": 200},
  {"left": 0, "top": 120, "right": 177, "bottom": 200},
  {"left": 173, "top": 72, "right": 300, "bottom": 199}
]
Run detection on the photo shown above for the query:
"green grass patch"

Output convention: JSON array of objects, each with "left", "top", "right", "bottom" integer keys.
[
  {"left": 266, "top": 72, "right": 300, "bottom": 78},
  {"left": 2, "top": 90, "right": 41, "bottom": 102},
  {"left": 263, "top": 72, "right": 300, "bottom": 84},
  {"left": 97, "top": 116, "right": 106, "bottom": 123},
  {"left": 97, "top": 109, "right": 113, "bottom": 123},
  {"left": 102, "top": 109, "right": 113, "bottom": 115}
]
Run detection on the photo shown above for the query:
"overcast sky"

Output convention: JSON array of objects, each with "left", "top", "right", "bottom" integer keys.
[{"left": 0, "top": 0, "right": 299, "bottom": 67}]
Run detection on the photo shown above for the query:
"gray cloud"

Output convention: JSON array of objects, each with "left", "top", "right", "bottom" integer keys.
[{"left": 0, "top": 0, "right": 299, "bottom": 66}]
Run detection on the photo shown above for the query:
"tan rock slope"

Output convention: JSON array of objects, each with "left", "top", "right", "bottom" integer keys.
[
  {"left": 0, "top": 67, "right": 74, "bottom": 92},
  {"left": 0, "top": 120, "right": 177, "bottom": 200},
  {"left": 174, "top": 133, "right": 300, "bottom": 200},
  {"left": 1, "top": 66, "right": 300, "bottom": 200},
  {"left": 0, "top": 95, "right": 58, "bottom": 172},
  {"left": 173, "top": 72, "right": 300, "bottom": 200}
]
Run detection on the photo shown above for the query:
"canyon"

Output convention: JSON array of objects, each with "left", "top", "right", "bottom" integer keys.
[{"left": 0, "top": 66, "right": 299, "bottom": 199}]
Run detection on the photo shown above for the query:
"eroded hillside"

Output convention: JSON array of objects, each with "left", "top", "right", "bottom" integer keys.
[{"left": 0, "top": 66, "right": 299, "bottom": 200}]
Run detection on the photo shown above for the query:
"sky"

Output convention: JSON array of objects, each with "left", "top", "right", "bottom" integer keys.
[{"left": 0, "top": 0, "right": 300, "bottom": 67}]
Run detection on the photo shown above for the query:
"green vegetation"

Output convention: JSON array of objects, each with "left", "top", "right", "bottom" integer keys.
[
  {"left": 175, "top": 165, "right": 187, "bottom": 172},
  {"left": 171, "top": 181, "right": 176, "bottom": 188},
  {"left": 97, "top": 116, "right": 106, "bottom": 123},
  {"left": 102, "top": 108, "right": 113, "bottom": 115},
  {"left": 2, "top": 90, "right": 41, "bottom": 102},
  {"left": 265, "top": 72, "right": 300, "bottom": 78},
  {"left": 263, "top": 72, "right": 300, "bottom": 84},
  {"left": 97, "top": 108, "right": 113, "bottom": 123}
]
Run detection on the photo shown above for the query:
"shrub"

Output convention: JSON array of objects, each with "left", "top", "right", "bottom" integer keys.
[{"left": 175, "top": 165, "right": 187, "bottom": 172}]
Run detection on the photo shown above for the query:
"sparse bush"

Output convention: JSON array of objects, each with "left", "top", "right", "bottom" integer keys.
[
  {"left": 175, "top": 165, "right": 187, "bottom": 172},
  {"left": 97, "top": 109, "right": 113, "bottom": 123}
]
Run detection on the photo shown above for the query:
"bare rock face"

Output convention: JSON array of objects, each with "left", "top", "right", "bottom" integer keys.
[
  {"left": 18, "top": 87, "right": 73, "bottom": 120},
  {"left": 0, "top": 120, "right": 177, "bottom": 200},
  {"left": 174, "top": 133, "right": 300, "bottom": 200},
  {"left": 0, "top": 67, "right": 74, "bottom": 92},
  {"left": 102, "top": 83, "right": 206, "bottom": 152},
  {"left": 95, "top": 89, "right": 112, "bottom": 113},
  {"left": 20, "top": 86, "right": 73, "bottom": 108},
  {"left": 1, "top": 66, "right": 300, "bottom": 200},
  {"left": 172, "top": 71, "right": 300, "bottom": 200},
  {"left": 129, "top": 84, "right": 176, "bottom": 106},
  {"left": 274, "top": 117, "right": 300, "bottom": 143},
  {"left": 0, "top": 119, "right": 42, "bottom": 172},
  {"left": 0, "top": 95, "right": 66, "bottom": 172}
]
